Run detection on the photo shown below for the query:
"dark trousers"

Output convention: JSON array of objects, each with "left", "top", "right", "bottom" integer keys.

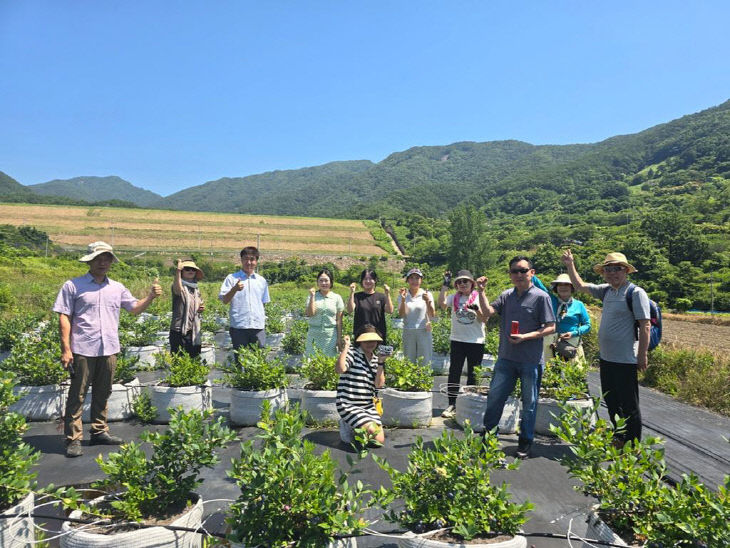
[
  {"left": 169, "top": 330, "right": 201, "bottom": 358},
  {"left": 64, "top": 354, "right": 116, "bottom": 442},
  {"left": 599, "top": 359, "right": 642, "bottom": 443},
  {"left": 447, "top": 340, "right": 485, "bottom": 405},
  {"left": 230, "top": 327, "right": 266, "bottom": 351}
]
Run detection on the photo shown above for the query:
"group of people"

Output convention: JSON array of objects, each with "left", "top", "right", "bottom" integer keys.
[{"left": 55, "top": 240, "right": 651, "bottom": 460}]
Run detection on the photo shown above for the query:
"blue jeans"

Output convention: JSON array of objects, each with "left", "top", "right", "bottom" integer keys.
[{"left": 483, "top": 358, "right": 540, "bottom": 442}]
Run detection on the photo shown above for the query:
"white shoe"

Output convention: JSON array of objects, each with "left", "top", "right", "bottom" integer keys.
[{"left": 441, "top": 405, "right": 456, "bottom": 418}]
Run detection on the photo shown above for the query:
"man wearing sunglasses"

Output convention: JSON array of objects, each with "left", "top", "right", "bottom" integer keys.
[
  {"left": 477, "top": 256, "right": 555, "bottom": 459},
  {"left": 562, "top": 250, "right": 650, "bottom": 447}
]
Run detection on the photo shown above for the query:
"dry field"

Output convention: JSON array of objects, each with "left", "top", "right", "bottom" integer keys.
[
  {"left": 0, "top": 203, "right": 385, "bottom": 256},
  {"left": 595, "top": 309, "right": 730, "bottom": 355},
  {"left": 661, "top": 317, "right": 730, "bottom": 355}
]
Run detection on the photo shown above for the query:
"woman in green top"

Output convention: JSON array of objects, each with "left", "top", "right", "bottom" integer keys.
[{"left": 305, "top": 268, "right": 345, "bottom": 356}]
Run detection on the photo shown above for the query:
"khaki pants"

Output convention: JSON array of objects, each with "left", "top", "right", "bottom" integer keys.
[{"left": 64, "top": 354, "right": 116, "bottom": 442}]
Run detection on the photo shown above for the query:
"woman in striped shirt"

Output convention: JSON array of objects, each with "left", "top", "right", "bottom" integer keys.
[{"left": 336, "top": 325, "right": 386, "bottom": 444}]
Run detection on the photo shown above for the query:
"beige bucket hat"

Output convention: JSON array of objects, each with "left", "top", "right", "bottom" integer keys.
[
  {"left": 593, "top": 252, "right": 637, "bottom": 274},
  {"left": 550, "top": 273, "right": 574, "bottom": 291},
  {"left": 179, "top": 259, "right": 204, "bottom": 281},
  {"left": 79, "top": 241, "right": 119, "bottom": 263}
]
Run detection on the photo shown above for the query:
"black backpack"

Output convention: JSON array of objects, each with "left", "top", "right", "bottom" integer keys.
[{"left": 625, "top": 283, "right": 662, "bottom": 351}]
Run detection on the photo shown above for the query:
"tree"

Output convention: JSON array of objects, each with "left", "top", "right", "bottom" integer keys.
[
  {"left": 640, "top": 209, "right": 710, "bottom": 265},
  {"left": 446, "top": 205, "right": 493, "bottom": 274}
]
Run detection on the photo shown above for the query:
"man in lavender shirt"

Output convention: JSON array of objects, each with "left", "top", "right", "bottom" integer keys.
[{"left": 53, "top": 242, "right": 162, "bottom": 457}]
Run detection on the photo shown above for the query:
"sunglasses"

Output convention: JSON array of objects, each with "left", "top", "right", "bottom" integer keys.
[
  {"left": 509, "top": 268, "right": 530, "bottom": 274},
  {"left": 182, "top": 267, "right": 197, "bottom": 272},
  {"left": 455, "top": 279, "right": 472, "bottom": 285},
  {"left": 604, "top": 265, "right": 625, "bottom": 273}
]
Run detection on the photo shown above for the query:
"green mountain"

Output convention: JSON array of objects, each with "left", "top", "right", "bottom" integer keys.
[
  {"left": 154, "top": 99, "right": 730, "bottom": 220},
  {"left": 0, "top": 171, "right": 33, "bottom": 197},
  {"left": 27, "top": 176, "right": 162, "bottom": 207},
  {"left": 155, "top": 160, "right": 376, "bottom": 213}
]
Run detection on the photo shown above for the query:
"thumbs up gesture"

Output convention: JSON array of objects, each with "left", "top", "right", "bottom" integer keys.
[{"left": 150, "top": 277, "right": 162, "bottom": 298}]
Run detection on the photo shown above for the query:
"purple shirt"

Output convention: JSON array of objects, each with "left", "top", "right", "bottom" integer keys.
[{"left": 53, "top": 273, "right": 138, "bottom": 356}]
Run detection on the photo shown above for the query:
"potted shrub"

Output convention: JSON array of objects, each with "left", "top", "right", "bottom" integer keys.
[
  {"left": 119, "top": 314, "right": 163, "bottom": 368},
  {"left": 454, "top": 366, "right": 521, "bottom": 435},
  {"left": 80, "top": 351, "right": 141, "bottom": 422},
  {"left": 265, "top": 302, "right": 287, "bottom": 348},
  {"left": 226, "top": 403, "right": 367, "bottom": 547},
  {"left": 381, "top": 355, "right": 433, "bottom": 427},
  {"left": 146, "top": 351, "right": 212, "bottom": 423},
  {"left": 0, "top": 313, "right": 40, "bottom": 363},
  {"left": 282, "top": 318, "right": 308, "bottom": 370},
  {"left": 0, "top": 323, "right": 68, "bottom": 421},
  {"left": 299, "top": 350, "right": 340, "bottom": 424},
  {"left": 222, "top": 345, "right": 289, "bottom": 426},
  {"left": 551, "top": 402, "right": 730, "bottom": 547},
  {"left": 534, "top": 357, "right": 593, "bottom": 435},
  {"left": 61, "top": 407, "right": 236, "bottom": 547},
  {"left": 372, "top": 425, "right": 531, "bottom": 547},
  {"left": 0, "top": 371, "right": 39, "bottom": 546},
  {"left": 430, "top": 315, "right": 451, "bottom": 375}
]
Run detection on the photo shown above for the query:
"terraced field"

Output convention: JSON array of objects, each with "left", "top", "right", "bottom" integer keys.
[{"left": 0, "top": 203, "right": 384, "bottom": 256}]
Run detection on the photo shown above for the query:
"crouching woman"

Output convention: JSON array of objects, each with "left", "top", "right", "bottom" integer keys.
[{"left": 336, "top": 325, "right": 386, "bottom": 445}]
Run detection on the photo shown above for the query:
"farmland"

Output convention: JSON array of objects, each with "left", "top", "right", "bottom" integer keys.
[{"left": 0, "top": 203, "right": 386, "bottom": 256}]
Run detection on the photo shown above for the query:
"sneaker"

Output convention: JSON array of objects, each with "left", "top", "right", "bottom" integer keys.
[
  {"left": 65, "top": 440, "right": 83, "bottom": 458},
  {"left": 441, "top": 405, "right": 456, "bottom": 419},
  {"left": 516, "top": 439, "right": 532, "bottom": 459},
  {"left": 90, "top": 432, "right": 124, "bottom": 445}
]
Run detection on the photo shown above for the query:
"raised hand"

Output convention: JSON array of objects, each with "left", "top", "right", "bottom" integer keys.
[
  {"left": 562, "top": 249, "right": 574, "bottom": 266},
  {"left": 150, "top": 278, "right": 162, "bottom": 298},
  {"left": 476, "top": 276, "right": 488, "bottom": 291}
]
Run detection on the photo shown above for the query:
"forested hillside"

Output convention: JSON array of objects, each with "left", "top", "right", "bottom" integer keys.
[
  {"left": 157, "top": 160, "right": 376, "bottom": 213},
  {"left": 28, "top": 176, "right": 161, "bottom": 207},
  {"left": 151, "top": 100, "right": 730, "bottom": 222}
]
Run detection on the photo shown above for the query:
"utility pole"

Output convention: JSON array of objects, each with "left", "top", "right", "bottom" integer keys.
[{"left": 110, "top": 221, "right": 115, "bottom": 247}]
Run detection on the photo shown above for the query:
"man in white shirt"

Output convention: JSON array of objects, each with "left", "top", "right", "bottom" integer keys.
[{"left": 219, "top": 246, "right": 270, "bottom": 350}]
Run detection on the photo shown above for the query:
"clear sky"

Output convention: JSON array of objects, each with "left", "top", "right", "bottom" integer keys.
[{"left": 1, "top": 1, "right": 729, "bottom": 197}]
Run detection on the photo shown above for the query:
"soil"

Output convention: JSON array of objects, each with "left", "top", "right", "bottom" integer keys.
[
  {"left": 71, "top": 498, "right": 196, "bottom": 535},
  {"left": 423, "top": 529, "right": 515, "bottom": 544},
  {"left": 594, "top": 311, "right": 730, "bottom": 355}
]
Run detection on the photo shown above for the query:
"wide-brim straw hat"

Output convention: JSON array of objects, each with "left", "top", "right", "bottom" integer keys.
[
  {"left": 550, "top": 273, "right": 574, "bottom": 291},
  {"left": 356, "top": 331, "right": 383, "bottom": 343},
  {"left": 593, "top": 252, "right": 637, "bottom": 274},
  {"left": 453, "top": 270, "right": 475, "bottom": 284},
  {"left": 79, "top": 241, "right": 119, "bottom": 263},
  {"left": 180, "top": 260, "right": 204, "bottom": 281}
]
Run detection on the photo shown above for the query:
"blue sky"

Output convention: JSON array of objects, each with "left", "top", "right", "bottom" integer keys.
[{"left": 1, "top": 1, "right": 728, "bottom": 197}]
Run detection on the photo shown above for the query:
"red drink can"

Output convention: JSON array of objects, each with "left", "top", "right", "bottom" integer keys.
[{"left": 511, "top": 320, "right": 520, "bottom": 335}]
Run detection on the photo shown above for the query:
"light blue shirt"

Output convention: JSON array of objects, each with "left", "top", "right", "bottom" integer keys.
[
  {"left": 218, "top": 270, "right": 270, "bottom": 329},
  {"left": 532, "top": 276, "right": 591, "bottom": 338}
]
